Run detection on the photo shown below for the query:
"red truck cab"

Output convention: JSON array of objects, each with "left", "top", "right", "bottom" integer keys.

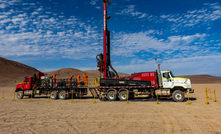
[
  {"left": 15, "top": 71, "right": 44, "bottom": 91},
  {"left": 16, "top": 76, "right": 34, "bottom": 91}
]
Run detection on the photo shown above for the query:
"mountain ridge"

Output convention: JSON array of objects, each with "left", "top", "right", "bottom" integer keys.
[{"left": 0, "top": 57, "right": 221, "bottom": 86}]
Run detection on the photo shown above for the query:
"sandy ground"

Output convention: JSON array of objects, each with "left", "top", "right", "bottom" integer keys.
[{"left": 0, "top": 83, "right": 221, "bottom": 134}]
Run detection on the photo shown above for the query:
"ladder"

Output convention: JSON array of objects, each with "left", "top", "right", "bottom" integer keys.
[{"left": 89, "top": 88, "right": 99, "bottom": 97}]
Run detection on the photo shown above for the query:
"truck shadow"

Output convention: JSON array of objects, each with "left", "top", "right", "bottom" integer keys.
[
  {"left": 97, "top": 97, "right": 197, "bottom": 102},
  {"left": 22, "top": 96, "right": 197, "bottom": 102},
  {"left": 130, "top": 97, "right": 197, "bottom": 102}
]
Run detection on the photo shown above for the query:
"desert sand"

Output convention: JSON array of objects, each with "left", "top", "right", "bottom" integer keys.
[{"left": 0, "top": 83, "right": 221, "bottom": 134}]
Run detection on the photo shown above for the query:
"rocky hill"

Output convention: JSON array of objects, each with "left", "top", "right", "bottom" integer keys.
[
  {"left": 178, "top": 75, "right": 221, "bottom": 84},
  {"left": 0, "top": 57, "right": 40, "bottom": 87},
  {"left": 44, "top": 68, "right": 128, "bottom": 79},
  {"left": 0, "top": 57, "right": 221, "bottom": 87}
]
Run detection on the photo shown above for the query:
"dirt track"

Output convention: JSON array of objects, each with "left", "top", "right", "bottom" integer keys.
[{"left": 0, "top": 83, "right": 221, "bottom": 134}]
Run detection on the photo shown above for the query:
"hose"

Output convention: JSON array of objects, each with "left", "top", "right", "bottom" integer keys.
[{"left": 110, "top": 64, "right": 119, "bottom": 78}]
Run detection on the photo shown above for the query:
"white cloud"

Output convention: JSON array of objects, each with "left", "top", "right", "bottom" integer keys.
[
  {"left": 31, "top": 11, "right": 39, "bottom": 16},
  {"left": 11, "top": 17, "right": 23, "bottom": 24},
  {"left": 138, "top": 13, "right": 148, "bottom": 18},
  {"left": 1, "top": 1, "right": 220, "bottom": 76},
  {"left": 90, "top": 0, "right": 99, "bottom": 5},
  {"left": 0, "top": 15, "right": 7, "bottom": 19},
  {"left": 95, "top": 6, "right": 101, "bottom": 9},
  {"left": 160, "top": 2, "right": 221, "bottom": 30},
  {"left": 114, "top": 54, "right": 221, "bottom": 76},
  {"left": 116, "top": 5, "right": 136, "bottom": 15},
  {"left": 131, "top": 11, "right": 142, "bottom": 16},
  {"left": 37, "top": 7, "right": 43, "bottom": 11},
  {"left": 116, "top": 5, "right": 154, "bottom": 20},
  {"left": 38, "top": 15, "right": 49, "bottom": 18},
  {"left": 57, "top": 32, "right": 65, "bottom": 36},
  {"left": 0, "top": 18, "right": 11, "bottom": 24},
  {"left": 0, "top": 0, "right": 21, "bottom": 8},
  {"left": 112, "top": 31, "right": 206, "bottom": 58},
  {"left": 0, "top": 3, "right": 7, "bottom": 8},
  {"left": 0, "top": 6, "right": 101, "bottom": 60}
]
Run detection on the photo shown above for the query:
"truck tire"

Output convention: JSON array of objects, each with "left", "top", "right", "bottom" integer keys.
[
  {"left": 58, "top": 90, "right": 66, "bottom": 100},
  {"left": 16, "top": 91, "right": 24, "bottom": 99},
  {"left": 119, "top": 91, "right": 128, "bottom": 101},
  {"left": 50, "top": 91, "right": 57, "bottom": 100},
  {"left": 172, "top": 90, "right": 185, "bottom": 102},
  {"left": 107, "top": 91, "right": 117, "bottom": 101}
]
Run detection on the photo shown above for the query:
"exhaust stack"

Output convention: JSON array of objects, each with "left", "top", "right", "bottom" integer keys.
[{"left": 158, "top": 64, "right": 163, "bottom": 88}]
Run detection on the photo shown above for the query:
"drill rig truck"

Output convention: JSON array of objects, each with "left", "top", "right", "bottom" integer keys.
[
  {"left": 15, "top": 0, "right": 194, "bottom": 102},
  {"left": 96, "top": 0, "right": 194, "bottom": 102}
]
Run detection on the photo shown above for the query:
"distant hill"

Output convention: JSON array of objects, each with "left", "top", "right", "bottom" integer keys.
[
  {"left": 44, "top": 68, "right": 83, "bottom": 78},
  {"left": 0, "top": 57, "right": 40, "bottom": 87},
  {"left": 44, "top": 68, "right": 129, "bottom": 79},
  {"left": 178, "top": 75, "right": 221, "bottom": 84},
  {"left": 0, "top": 57, "right": 221, "bottom": 87}
]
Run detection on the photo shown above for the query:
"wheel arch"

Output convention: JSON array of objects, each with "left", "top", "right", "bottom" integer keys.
[
  {"left": 107, "top": 88, "right": 117, "bottom": 93},
  {"left": 15, "top": 88, "right": 22, "bottom": 92},
  {"left": 118, "top": 88, "right": 128, "bottom": 93},
  {"left": 172, "top": 86, "right": 186, "bottom": 93}
]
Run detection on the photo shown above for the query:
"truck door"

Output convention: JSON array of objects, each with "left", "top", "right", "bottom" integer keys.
[
  {"left": 162, "top": 72, "right": 173, "bottom": 88},
  {"left": 24, "top": 78, "right": 31, "bottom": 90}
]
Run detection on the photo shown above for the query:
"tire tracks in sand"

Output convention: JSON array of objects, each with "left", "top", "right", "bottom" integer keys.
[
  {"left": 151, "top": 105, "right": 181, "bottom": 134},
  {"left": 186, "top": 108, "right": 221, "bottom": 133}
]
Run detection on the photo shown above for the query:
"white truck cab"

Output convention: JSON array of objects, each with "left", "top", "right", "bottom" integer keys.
[
  {"left": 161, "top": 70, "right": 193, "bottom": 91},
  {"left": 156, "top": 65, "right": 194, "bottom": 102}
]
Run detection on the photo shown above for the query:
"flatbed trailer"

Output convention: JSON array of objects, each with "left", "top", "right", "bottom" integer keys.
[
  {"left": 15, "top": 75, "right": 158, "bottom": 101},
  {"left": 15, "top": 77, "right": 99, "bottom": 100}
]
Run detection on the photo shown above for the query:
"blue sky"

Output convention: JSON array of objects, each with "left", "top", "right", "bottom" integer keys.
[{"left": 0, "top": 0, "right": 221, "bottom": 76}]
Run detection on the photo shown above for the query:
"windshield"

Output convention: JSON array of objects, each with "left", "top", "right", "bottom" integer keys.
[
  {"left": 170, "top": 71, "right": 175, "bottom": 78},
  {"left": 24, "top": 78, "right": 29, "bottom": 82}
]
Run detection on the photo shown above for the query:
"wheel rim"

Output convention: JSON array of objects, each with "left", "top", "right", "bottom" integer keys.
[
  {"left": 18, "top": 93, "right": 21, "bottom": 97},
  {"left": 121, "top": 93, "right": 127, "bottom": 100},
  {"left": 60, "top": 93, "right": 65, "bottom": 99},
  {"left": 51, "top": 93, "right": 56, "bottom": 98},
  {"left": 175, "top": 93, "right": 182, "bottom": 100},
  {"left": 109, "top": 93, "right": 114, "bottom": 100}
]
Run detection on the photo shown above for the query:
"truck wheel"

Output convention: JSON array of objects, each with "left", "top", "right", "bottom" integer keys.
[
  {"left": 58, "top": 91, "right": 66, "bottom": 100},
  {"left": 50, "top": 91, "right": 57, "bottom": 100},
  {"left": 16, "top": 91, "right": 24, "bottom": 99},
  {"left": 119, "top": 91, "right": 128, "bottom": 101},
  {"left": 107, "top": 91, "right": 117, "bottom": 101},
  {"left": 172, "top": 90, "right": 185, "bottom": 102}
]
